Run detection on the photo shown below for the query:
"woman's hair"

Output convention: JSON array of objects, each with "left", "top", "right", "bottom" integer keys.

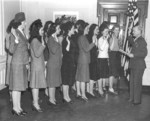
[
  {"left": 98, "top": 23, "right": 108, "bottom": 38},
  {"left": 78, "top": 22, "right": 89, "bottom": 35},
  {"left": 101, "top": 21, "right": 110, "bottom": 28},
  {"left": 12, "top": 21, "right": 22, "bottom": 29},
  {"left": 6, "top": 19, "right": 15, "bottom": 33},
  {"left": 112, "top": 24, "right": 120, "bottom": 32},
  {"left": 43, "top": 21, "right": 53, "bottom": 34},
  {"left": 29, "top": 19, "right": 43, "bottom": 43},
  {"left": 61, "top": 21, "right": 74, "bottom": 37},
  {"left": 75, "top": 19, "right": 85, "bottom": 29},
  {"left": 43, "top": 21, "right": 53, "bottom": 40},
  {"left": 47, "top": 22, "right": 57, "bottom": 37},
  {"left": 87, "top": 24, "right": 98, "bottom": 43}
]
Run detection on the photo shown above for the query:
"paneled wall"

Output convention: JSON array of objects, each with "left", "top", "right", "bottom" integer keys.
[
  {"left": 0, "top": 0, "right": 6, "bottom": 90},
  {"left": 0, "top": 0, "right": 20, "bottom": 90}
]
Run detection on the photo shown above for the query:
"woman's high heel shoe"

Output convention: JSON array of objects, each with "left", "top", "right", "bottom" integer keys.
[
  {"left": 76, "top": 95, "right": 81, "bottom": 99},
  {"left": 81, "top": 97, "right": 88, "bottom": 102},
  {"left": 47, "top": 101, "right": 57, "bottom": 106},
  {"left": 12, "top": 109, "right": 24, "bottom": 116},
  {"left": 62, "top": 99, "right": 73, "bottom": 104},
  {"left": 20, "top": 110, "right": 27, "bottom": 115},
  {"left": 32, "top": 105, "right": 43, "bottom": 112}
]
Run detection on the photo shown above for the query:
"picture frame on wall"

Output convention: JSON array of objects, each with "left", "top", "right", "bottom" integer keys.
[{"left": 53, "top": 11, "right": 79, "bottom": 23}]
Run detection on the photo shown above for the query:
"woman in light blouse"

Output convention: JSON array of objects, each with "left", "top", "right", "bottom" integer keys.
[{"left": 97, "top": 24, "right": 109, "bottom": 96}]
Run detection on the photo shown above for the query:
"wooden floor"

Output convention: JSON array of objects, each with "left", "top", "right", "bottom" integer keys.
[{"left": 0, "top": 87, "right": 150, "bottom": 121}]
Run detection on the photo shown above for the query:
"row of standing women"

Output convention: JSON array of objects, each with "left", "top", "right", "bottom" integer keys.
[{"left": 5, "top": 12, "right": 122, "bottom": 116}]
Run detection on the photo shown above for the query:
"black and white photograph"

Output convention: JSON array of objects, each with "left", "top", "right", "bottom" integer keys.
[{"left": 0, "top": 0, "right": 150, "bottom": 121}]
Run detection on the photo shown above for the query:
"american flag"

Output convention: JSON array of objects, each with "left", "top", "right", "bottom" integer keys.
[{"left": 121, "top": 0, "right": 139, "bottom": 80}]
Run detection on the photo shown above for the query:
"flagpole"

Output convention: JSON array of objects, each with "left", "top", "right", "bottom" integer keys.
[{"left": 123, "top": 17, "right": 129, "bottom": 48}]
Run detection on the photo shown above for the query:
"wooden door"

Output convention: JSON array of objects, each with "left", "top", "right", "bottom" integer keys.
[{"left": 97, "top": 0, "right": 148, "bottom": 37}]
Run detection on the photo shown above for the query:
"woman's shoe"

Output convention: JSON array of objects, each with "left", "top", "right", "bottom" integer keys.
[
  {"left": 20, "top": 110, "right": 27, "bottom": 115},
  {"left": 44, "top": 94, "right": 49, "bottom": 99},
  {"left": 32, "top": 105, "right": 43, "bottom": 112},
  {"left": 108, "top": 88, "right": 118, "bottom": 95},
  {"left": 88, "top": 93, "right": 96, "bottom": 98},
  {"left": 47, "top": 101, "right": 57, "bottom": 106},
  {"left": 62, "top": 99, "right": 73, "bottom": 104},
  {"left": 97, "top": 92, "right": 105, "bottom": 97},
  {"left": 12, "top": 109, "right": 24, "bottom": 116},
  {"left": 76, "top": 95, "right": 81, "bottom": 99},
  {"left": 81, "top": 97, "right": 88, "bottom": 102}
]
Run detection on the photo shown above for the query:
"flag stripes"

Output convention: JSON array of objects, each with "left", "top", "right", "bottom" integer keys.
[{"left": 121, "top": 0, "right": 139, "bottom": 80}]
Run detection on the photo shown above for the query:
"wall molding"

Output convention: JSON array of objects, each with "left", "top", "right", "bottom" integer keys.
[
  {"left": 0, "top": 55, "right": 6, "bottom": 71},
  {"left": 0, "top": 55, "right": 6, "bottom": 63}
]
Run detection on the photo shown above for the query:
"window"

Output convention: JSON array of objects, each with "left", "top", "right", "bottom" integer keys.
[{"left": 110, "top": 15, "right": 117, "bottom": 23}]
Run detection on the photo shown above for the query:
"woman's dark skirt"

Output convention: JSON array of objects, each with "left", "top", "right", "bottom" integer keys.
[
  {"left": 89, "top": 61, "right": 98, "bottom": 81},
  {"left": 61, "top": 62, "right": 77, "bottom": 86},
  {"left": 97, "top": 58, "right": 109, "bottom": 79},
  {"left": 109, "top": 51, "right": 121, "bottom": 77}
]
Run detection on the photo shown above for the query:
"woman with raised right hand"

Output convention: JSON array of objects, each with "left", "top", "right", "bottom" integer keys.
[
  {"left": 46, "top": 22, "right": 62, "bottom": 105},
  {"left": 29, "top": 19, "right": 47, "bottom": 112},
  {"left": 76, "top": 21, "right": 95, "bottom": 101},
  {"left": 9, "top": 12, "right": 29, "bottom": 116}
]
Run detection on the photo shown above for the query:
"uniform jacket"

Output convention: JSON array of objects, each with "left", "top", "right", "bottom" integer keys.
[
  {"left": 128, "top": 36, "right": 147, "bottom": 69},
  {"left": 9, "top": 29, "right": 29, "bottom": 65}
]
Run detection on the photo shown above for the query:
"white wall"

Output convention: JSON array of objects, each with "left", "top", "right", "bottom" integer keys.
[
  {"left": 143, "top": 1, "right": 150, "bottom": 85},
  {"left": 21, "top": 0, "right": 98, "bottom": 36}
]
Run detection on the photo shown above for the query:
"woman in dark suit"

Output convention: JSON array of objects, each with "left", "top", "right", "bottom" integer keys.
[
  {"left": 76, "top": 22, "right": 95, "bottom": 101},
  {"left": 46, "top": 23, "right": 62, "bottom": 105},
  {"left": 86, "top": 24, "right": 99, "bottom": 96},
  {"left": 9, "top": 12, "right": 29, "bottom": 116},
  {"left": 29, "top": 19, "right": 46, "bottom": 112},
  {"left": 61, "top": 22, "right": 75, "bottom": 103},
  {"left": 71, "top": 20, "right": 84, "bottom": 92}
]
